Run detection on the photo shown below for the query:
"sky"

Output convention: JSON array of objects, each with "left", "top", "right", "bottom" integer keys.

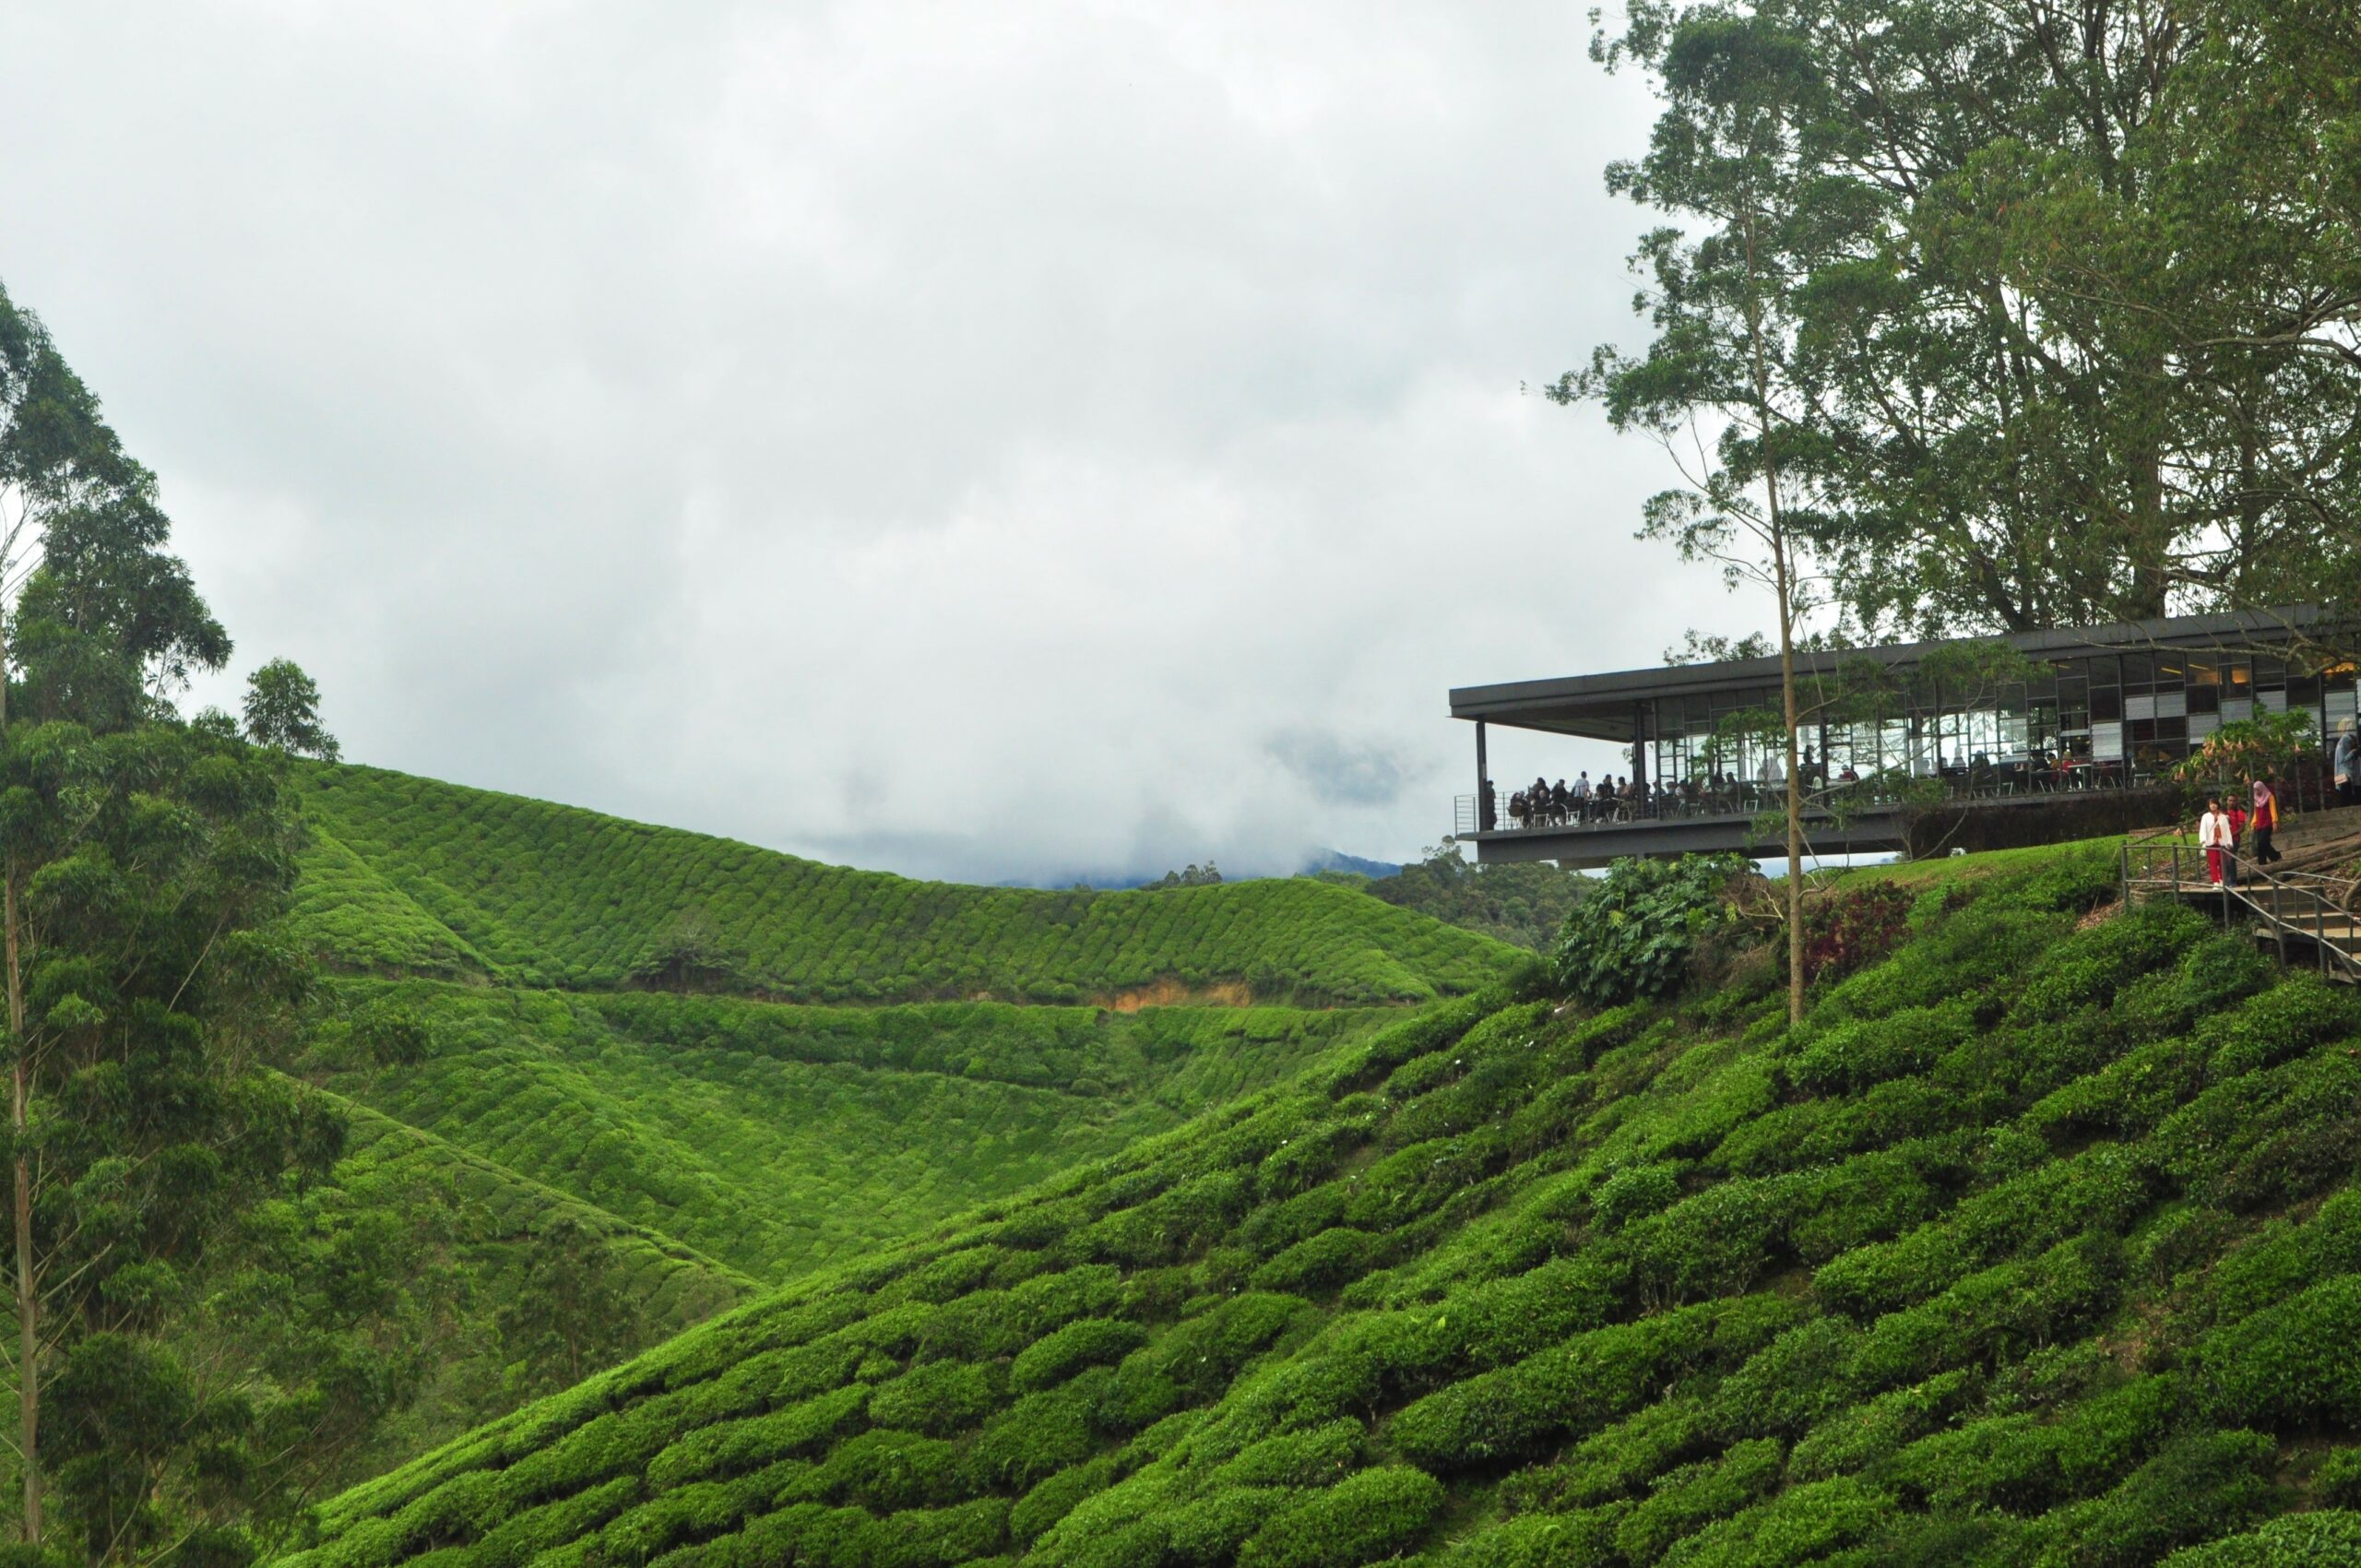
[{"left": 0, "top": 2, "right": 1723, "bottom": 885}]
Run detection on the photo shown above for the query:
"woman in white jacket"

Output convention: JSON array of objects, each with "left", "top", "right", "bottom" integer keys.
[{"left": 2199, "top": 797, "right": 2236, "bottom": 887}]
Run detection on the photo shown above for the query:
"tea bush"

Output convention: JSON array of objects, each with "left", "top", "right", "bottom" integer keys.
[
  {"left": 292, "top": 764, "right": 1516, "bottom": 1004},
  {"left": 282, "top": 849, "right": 2361, "bottom": 1568}
]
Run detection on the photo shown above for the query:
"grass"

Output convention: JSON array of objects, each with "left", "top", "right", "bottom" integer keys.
[
  {"left": 290, "top": 765, "right": 1518, "bottom": 1005},
  {"left": 279, "top": 837, "right": 2361, "bottom": 1567}
]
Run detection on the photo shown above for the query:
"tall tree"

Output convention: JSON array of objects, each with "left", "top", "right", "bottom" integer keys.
[
  {"left": 1586, "top": 0, "right": 2361, "bottom": 640},
  {"left": 242, "top": 659, "right": 340, "bottom": 762},
  {"left": 0, "top": 281, "right": 323, "bottom": 1562},
  {"left": 1560, "top": 13, "right": 1841, "bottom": 1022}
]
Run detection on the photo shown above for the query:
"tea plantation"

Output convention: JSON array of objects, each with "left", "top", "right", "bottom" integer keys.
[
  {"left": 290, "top": 766, "right": 1514, "bottom": 1004},
  {"left": 304, "top": 983, "right": 1399, "bottom": 1279},
  {"left": 280, "top": 841, "right": 2361, "bottom": 1566},
  {"left": 198, "top": 1085, "right": 760, "bottom": 1505}
]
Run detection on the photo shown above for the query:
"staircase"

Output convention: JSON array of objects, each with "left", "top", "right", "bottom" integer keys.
[{"left": 2121, "top": 837, "right": 2361, "bottom": 986}]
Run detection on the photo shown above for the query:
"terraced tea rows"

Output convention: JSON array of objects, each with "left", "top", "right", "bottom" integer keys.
[
  {"left": 291, "top": 843, "right": 2361, "bottom": 1566},
  {"left": 291, "top": 766, "right": 1515, "bottom": 1004},
  {"left": 310, "top": 983, "right": 1398, "bottom": 1280}
]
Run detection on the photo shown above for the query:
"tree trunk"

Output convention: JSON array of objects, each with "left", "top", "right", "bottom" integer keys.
[
  {"left": 0, "top": 616, "right": 33, "bottom": 1544},
  {"left": 1740, "top": 203, "right": 1809, "bottom": 1026},
  {"left": 1773, "top": 538, "right": 1806, "bottom": 1025}
]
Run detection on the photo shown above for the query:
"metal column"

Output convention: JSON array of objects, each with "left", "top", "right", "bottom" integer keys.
[{"left": 1475, "top": 719, "right": 1493, "bottom": 831}]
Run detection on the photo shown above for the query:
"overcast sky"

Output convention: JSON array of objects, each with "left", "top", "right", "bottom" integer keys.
[{"left": 0, "top": 2, "right": 1721, "bottom": 884}]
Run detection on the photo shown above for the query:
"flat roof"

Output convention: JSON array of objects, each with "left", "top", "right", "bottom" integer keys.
[{"left": 1452, "top": 607, "right": 2331, "bottom": 742}]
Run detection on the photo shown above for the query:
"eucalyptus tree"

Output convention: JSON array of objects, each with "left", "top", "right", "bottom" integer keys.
[{"left": 0, "top": 282, "right": 325, "bottom": 1562}]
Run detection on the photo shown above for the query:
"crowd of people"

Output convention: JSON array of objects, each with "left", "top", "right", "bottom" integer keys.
[
  {"left": 1500, "top": 750, "right": 1851, "bottom": 830},
  {"left": 1489, "top": 718, "right": 2361, "bottom": 840}
]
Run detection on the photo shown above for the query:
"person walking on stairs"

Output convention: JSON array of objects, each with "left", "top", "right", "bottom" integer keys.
[
  {"left": 2201, "top": 798, "right": 2236, "bottom": 887},
  {"left": 2249, "top": 778, "right": 2284, "bottom": 865}
]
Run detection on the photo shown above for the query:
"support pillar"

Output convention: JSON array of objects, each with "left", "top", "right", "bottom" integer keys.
[
  {"left": 1475, "top": 720, "right": 1493, "bottom": 831},
  {"left": 1631, "top": 701, "right": 1648, "bottom": 790}
]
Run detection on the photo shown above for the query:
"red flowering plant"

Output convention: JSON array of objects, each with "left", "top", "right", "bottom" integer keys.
[{"left": 1798, "top": 881, "right": 1912, "bottom": 984}]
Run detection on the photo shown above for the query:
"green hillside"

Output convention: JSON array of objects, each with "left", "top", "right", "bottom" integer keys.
[
  {"left": 285, "top": 844, "right": 2361, "bottom": 1568},
  {"left": 291, "top": 766, "right": 1515, "bottom": 1004},
  {"left": 196, "top": 1087, "right": 759, "bottom": 1513},
  {"left": 303, "top": 984, "right": 1396, "bottom": 1279}
]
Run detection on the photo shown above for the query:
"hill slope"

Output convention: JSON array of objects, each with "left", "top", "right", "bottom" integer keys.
[
  {"left": 287, "top": 844, "right": 2361, "bottom": 1568},
  {"left": 291, "top": 766, "right": 1515, "bottom": 1004},
  {"left": 199, "top": 1087, "right": 759, "bottom": 1509},
  {"left": 304, "top": 984, "right": 1397, "bottom": 1279}
]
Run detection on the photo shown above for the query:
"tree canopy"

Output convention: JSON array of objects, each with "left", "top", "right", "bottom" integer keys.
[{"left": 1575, "top": 0, "right": 2361, "bottom": 642}]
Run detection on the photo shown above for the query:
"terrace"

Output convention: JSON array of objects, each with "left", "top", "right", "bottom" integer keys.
[{"left": 1450, "top": 609, "right": 2355, "bottom": 867}]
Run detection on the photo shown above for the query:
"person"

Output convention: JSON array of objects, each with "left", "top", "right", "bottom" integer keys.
[
  {"left": 2250, "top": 778, "right": 2284, "bottom": 864},
  {"left": 2200, "top": 797, "right": 2233, "bottom": 887},
  {"left": 1596, "top": 775, "right": 1617, "bottom": 821},
  {"left": 1508, "top": 789, "right": 1528, "bottom": 829},
  {"left": 2337, "top": 719, "right": 2359, "bottom": 809}
]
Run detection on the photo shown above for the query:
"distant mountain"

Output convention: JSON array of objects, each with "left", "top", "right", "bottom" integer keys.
[
  {"left": 1300, "top": 849, "right": 1406, "bottom": 881},
  {"left": 1000, "top": 850, "right": 1406, "bottom": 892}
]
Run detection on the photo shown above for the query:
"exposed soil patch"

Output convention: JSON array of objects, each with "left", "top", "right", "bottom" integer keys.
[{"left": 1100, "top": 978, "right": 1256, "bottom": 1012}]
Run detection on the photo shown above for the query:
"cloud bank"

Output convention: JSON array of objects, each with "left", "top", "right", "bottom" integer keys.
[{"left": 0, "top": 2, "right": 1720, "bottom": 883}]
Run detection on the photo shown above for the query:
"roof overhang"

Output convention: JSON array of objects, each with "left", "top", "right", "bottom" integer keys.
[{"left": 1450, "top": 607, "right": 2332, "bottom": 742}]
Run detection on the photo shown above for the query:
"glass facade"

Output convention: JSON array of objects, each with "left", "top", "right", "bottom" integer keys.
[{"left": 1643, "top": 651, "right": 2361, "bottom": 787}]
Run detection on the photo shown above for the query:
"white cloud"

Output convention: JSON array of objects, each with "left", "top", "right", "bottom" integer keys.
[{"left": 0, "top": 0, "right": 1725, "bottom": 882}]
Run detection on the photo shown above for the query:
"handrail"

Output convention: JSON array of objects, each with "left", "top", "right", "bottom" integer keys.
[{"left": 2120, "top": 837, "right": 2361, "bottom": 983}]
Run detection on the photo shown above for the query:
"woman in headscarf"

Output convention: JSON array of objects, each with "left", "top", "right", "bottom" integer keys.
[{"left": 2250, "top": 778, "right": 2284, "bottom": 864}]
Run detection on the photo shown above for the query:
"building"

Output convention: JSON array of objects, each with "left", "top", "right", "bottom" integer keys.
[{"left": 1450, "top": 609, "right": 2355, "bottom": 867}]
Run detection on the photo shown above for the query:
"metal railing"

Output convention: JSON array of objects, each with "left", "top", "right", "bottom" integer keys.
[
  {"left": 1454, "top": 766, "right": 2158, "bottom": 839},
  {"left": 2120, "top": 838, "right": 2361, "bottom": 984}
]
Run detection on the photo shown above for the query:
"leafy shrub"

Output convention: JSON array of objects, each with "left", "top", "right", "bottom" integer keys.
[
  {"left": 1206, "top": 1420, "right": 1365, "bottom": 1490},
  {"left": 1616, "top": 1437, "right": 1783, "bottom": 1565},
  {"left": 863, "top": 1360, "right": 1001, "bottom": 1435},
  {"left": 2198, "top": 1274, "right": 2361, "bottom": 1429},
  {"left": 1237, "top": 1466, "right": 1443, "bottom": 1568},
  {"left": 1550, "top": 854, "right": 1752, "bottom": 1007},
  {"left": 1592, "top": 1162, "right": 1688, "bottom": 1231},
  {"left": 1251, "top": 1229, "right": 1379, "bottom": 1296},
  {"left": 1652, "top": 1475, "right": 1891, "bottom": 1566},
  {"left": 2162, "top": 1511, "right": 2361, "bottom": 1566},
  {"left": 1010, "top": 1319, "right": 1149, "bottom": 1395}
]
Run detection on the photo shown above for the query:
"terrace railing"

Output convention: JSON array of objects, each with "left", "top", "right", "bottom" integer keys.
[
  {"left": 1454, "top": 761, "right": 2159, "bottom": 839},
  {"left": 2120, "top": 837, "right": 2361, "bottom": 985}
]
